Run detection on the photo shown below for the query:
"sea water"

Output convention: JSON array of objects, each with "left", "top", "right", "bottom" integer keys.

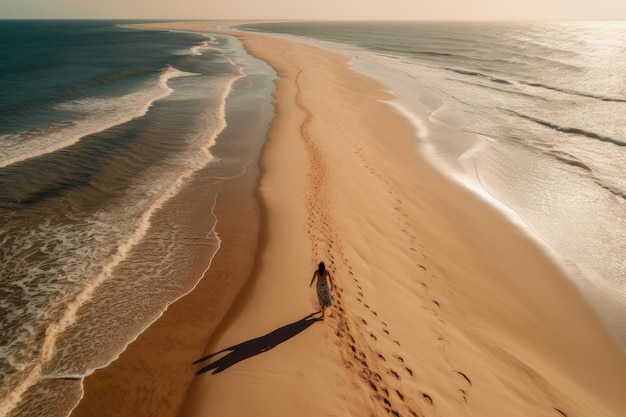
[
  {"left": 238, "top": 21, "right": 626, "bottom": 346},
  {"left": 2, "top": 19, "right": 625, "bottom": 417},
  {"left": 0, "top": 21, "right": 275, "bottom": 417}
]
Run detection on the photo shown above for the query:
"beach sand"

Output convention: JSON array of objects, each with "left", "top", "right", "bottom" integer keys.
[{"left": 71, "top": 22, "right": 626, "bottom": 417}]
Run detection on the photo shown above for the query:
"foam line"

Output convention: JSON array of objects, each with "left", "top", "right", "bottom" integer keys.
[
  {"left": 0, "top": 66, "right": 197, "bottom": 170},
  {"left": 1, "top": 60, "right": 246, "bottom": 417}
]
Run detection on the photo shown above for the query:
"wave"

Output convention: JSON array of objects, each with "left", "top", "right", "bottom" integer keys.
[
  {"left": 520, "top": 81, "right": 626, "bottom": 103},
  {"left": 0, "top": 57, "right": 247, "bottom": 417},
  {"left": 507, "top": 110, "right": 626, "bottom": 147},
  {"left": 548, "top": 151, "right": 626, "bottom": 201},
  {"left": 549, "top": 150, "right": 593, "bottom": 171},
  {"left": 409, "top": 50, "right": 462, "bottom": 59},
  {"left": 0, "top": 169, "right": 198, "bottom": 417},
  {"left": 451, "top": 79, "right": 543, "bottom": 101},
  {"left": 442, "top": 67, "right": 513, "bottom": 86},
  {"left": 598, "top": 183, "right": 626, "bottom": 201},
  {"left": 0, "top": 66, "right": 198, "bottom": 170},
  {"left": 189, "top": 36, "right": 222, "bottom": 56},
  {"left": 440, "top": 67, "right": 626, "bottom": 105}
]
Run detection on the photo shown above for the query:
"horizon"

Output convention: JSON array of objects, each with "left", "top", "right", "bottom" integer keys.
[
  {"left": 2, "top": 17, "right": 626, "bottom": 23},
  {"left": 2, "top": 0, "right": 626, "bottom": 22}
]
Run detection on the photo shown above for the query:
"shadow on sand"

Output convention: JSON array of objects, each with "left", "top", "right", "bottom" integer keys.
[{"left": 193, "top": 311, "right": 322, "bottom": 375}]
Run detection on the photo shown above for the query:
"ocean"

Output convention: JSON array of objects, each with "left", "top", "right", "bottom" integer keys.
[
  {"left": 236, "top": 21, "right": 626, "bottom": 346},
  {"left": 0, "top": 21, "right": 275, "bottom": 417},
  {"left": 2, "top": 19, "right": 625, "bottom": 417}
]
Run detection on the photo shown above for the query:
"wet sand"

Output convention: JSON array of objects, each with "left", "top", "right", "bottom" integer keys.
[{"left": 72, "top": 21, "right": 626, "bottom": 417}]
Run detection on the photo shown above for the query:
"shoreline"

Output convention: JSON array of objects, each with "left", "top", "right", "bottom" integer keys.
[
  {"left": 237, "top": 22, "right": 626, "bottom": 347},
  {"left": 73, "top": 21, "right": 626, "bottom": 417},
  {"left": 241, "top": 25, "right": 626, "bottom": 347},
  {"left": 69, "top": 24, "right": 270, "bottom": 415},
  {"left": 70, "top": 144, "right": 262, "bottom": 417}
]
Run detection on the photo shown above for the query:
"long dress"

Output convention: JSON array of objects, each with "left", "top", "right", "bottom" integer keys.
[{"left": 316, "top": 276, "right": 333, "bottom": 307}]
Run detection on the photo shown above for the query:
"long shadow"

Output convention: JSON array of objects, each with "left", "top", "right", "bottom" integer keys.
[{"left": 194, "top": 311, "right": 322, "bottom": 375}]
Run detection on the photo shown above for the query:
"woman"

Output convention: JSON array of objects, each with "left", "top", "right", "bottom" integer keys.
[{"left": 309, "top": 261, "right": 334, "bottom": 318}]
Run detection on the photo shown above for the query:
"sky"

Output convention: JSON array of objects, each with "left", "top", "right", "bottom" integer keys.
[{"left": 2, "top": 0, "right": 626, "bottom": 21}]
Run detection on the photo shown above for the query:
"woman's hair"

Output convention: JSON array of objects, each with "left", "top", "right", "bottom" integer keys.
[{"left": 318, "top": 261, "right": 325, "bottom": 275}]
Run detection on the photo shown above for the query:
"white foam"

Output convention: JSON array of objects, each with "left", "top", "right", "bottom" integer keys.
[
  {"left": 39, "top": 61, "right": 243, "bottom": 366},
  {"left": 187, "top": 40, "right": 223, "bottom": 56},
  {"left": 234, "top": 28, "right": 605, "bottom": 298},
  {"left": 0, "top": 66, "right": 197, "bottom": 170},
  {"left": 0, "top": 52, "right": 248, "bottom": 417},
  {"left": 0, "top": 364, "right": 43, "bottom": 417}
]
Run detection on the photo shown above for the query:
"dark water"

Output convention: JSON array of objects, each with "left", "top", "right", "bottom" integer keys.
[{"left": 0, "top": 21, "right": 275, "bottom": 417}]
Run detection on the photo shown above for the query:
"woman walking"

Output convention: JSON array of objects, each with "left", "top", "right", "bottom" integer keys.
[{"left": 309, "top": 261, "right": 334, "bottom": 318}]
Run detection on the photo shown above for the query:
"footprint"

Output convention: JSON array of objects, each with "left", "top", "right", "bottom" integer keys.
[
  {"left": 422, "top": 393, "right": 433, "bottom": 405},
  {"left": 554, "top": 408, "right": 567, "bottom": 417},
  {"left": 436, "top": 333, "right": 450, "bottom": 349},
  {"left": 455, "top": 371, "right": 472, "bottom": 386},
  {"left": 458, "top": 389, "right": 467, "bottom": 403},
  {"left": 395, "top": 390, "right": 405, "bottom": 401}
]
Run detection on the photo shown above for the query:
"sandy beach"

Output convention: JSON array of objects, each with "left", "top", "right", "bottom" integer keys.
[{"left": 71, "top": 21, "right": 626, "bottom": 417}]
